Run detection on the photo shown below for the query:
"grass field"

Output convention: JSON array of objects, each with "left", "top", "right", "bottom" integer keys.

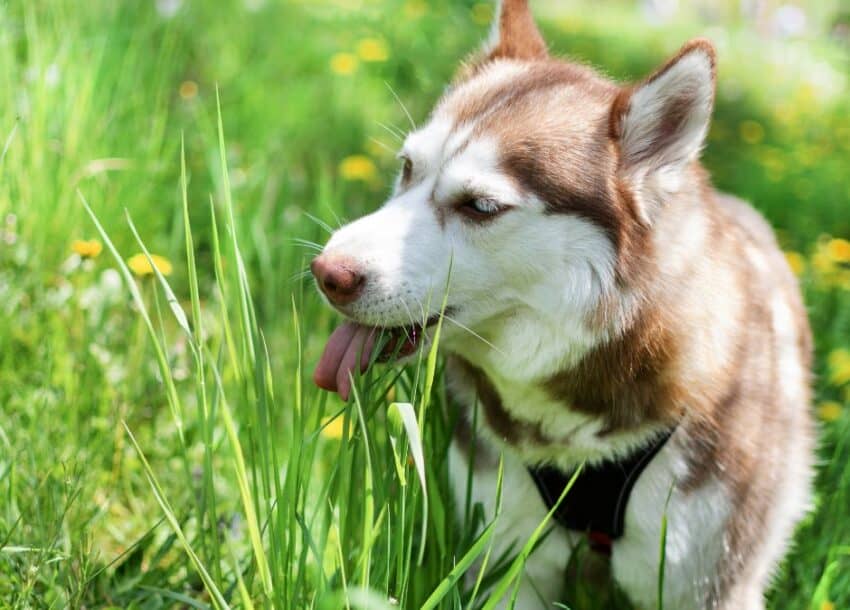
[{"left": 2, "top": 1, "right": 850, "bottom": 608}]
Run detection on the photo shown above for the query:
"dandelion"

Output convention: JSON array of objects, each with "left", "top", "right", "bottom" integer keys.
[
  {"left": 827, "top": 238, "right": 850, "bottom": 263},
  {"left": 817, "top": 401, "right": 842, "bottom": 422},
  {"left": 127, "top": 253, "right": 173, "bottom": 277},
  {"left": 71, "top": 239, "right": 102, "bottom": 259},
  {"left": 739, "top": 120, "right": 765, "bottom": 145},
  {"left": 811, "top": 237, "right": 850, "bottom": 290},
  {"left": 330, "top": 52, "right": 358, "bottom": 76},
  {"left": 820, "top": 602, "right": 835, "bottom": 610},
  {"left": 827, "top": 348, "right": 850, "bottom": 386},
  {"left": 321, "top": 416, "right": 346, "bottom": 440},
  {"left": 356, "top": 38, "right": 389, "bottom": 62},
  {"left": 339, "top": 155, "right": 377, "bottom": 182},
  {"left": 179, "top": 80, "right": 198, "bottom": 100},
  {"left": 784, "top": 251, "right": 805, "bottom": 276}
]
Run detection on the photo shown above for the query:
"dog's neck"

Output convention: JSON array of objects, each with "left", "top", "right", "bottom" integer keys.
[{"left": 443, "top": 303, "right": 605, "bottom": 384}]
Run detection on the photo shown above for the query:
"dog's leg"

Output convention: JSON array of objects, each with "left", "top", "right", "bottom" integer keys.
[{"left": 449, "top": 440, "right": 571, "bottom": 609}]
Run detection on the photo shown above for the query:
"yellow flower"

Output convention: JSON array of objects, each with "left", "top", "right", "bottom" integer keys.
[
  {"left": 71, "top": 239, "right": 102, "bottom": 259},
  {"left": 179, "top": 80, "right": 198, "bottom": 100},
  {"left": 321, "top": 416, "right": 346, "bottom": 440},
  {"left": 821, "top": 601, "right": 835, "bottom": 610},
  {"left": 817, "top": 401, "right": 842, "bottom": 423},
  {"left": 827, "top": 238, "right": 850, "bottom": 263},
  {"left": 827, "top": 348, "right": 850, "bottom": 386},
  {"left": 784, "top": 251, "right": 805, "bottom": 276},
  {"left": 739, "top": 120, "right": 765, "bottom": 145},
  {"left": 471, "top": 2, "right": 493, "bottom": 25},
  {"left": 339, "top": 155, "right": 377, "bottom": 182},
  {"left": 330, "top": 52, "right": 358, "bottom": 76},
  {"left": 356, "top": 38, "right": 389, "bottom": 63},
  {"left": 811, "top": 237, "right": 850, "bottom": 290},
  {"left": 127, "top": 253, "right": 173, "bottom": 277}
]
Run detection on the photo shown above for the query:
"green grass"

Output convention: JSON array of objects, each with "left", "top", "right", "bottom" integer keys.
[{"left": 2, "top": 0, "right": 850, "bottom": 608}]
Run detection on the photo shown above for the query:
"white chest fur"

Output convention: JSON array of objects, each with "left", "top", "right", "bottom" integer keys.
[{"left": 613, "top": 434, "right": 731, "bottom": 609}]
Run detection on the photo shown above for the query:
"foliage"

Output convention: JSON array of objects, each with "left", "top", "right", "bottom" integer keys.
[{"left": 1, "top": 0, "right": 849, "bottom": 608}]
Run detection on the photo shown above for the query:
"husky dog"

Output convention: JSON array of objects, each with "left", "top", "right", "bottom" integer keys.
[{"left": 311, "top": 1, "right": 814, "bottom": 607}]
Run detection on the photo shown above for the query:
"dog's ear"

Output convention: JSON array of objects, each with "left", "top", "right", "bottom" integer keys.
[
  {"left": 610, "top": 39, "right": 716, "bottom": 181},
  {"left": 485, "top": 0, "right": 548, "bottom": 61}
]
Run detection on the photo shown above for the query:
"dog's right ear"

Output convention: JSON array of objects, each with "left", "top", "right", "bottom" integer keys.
[{"left": 483, "top": 0, "right": 548, "bottom": 62}]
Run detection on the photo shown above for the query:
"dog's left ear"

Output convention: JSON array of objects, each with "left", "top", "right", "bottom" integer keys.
[
  {"left": 610, "top": 39, "right": 716, "bottom": 181},
  {"left": 485, "top": 0, "right": 548, "bottom": 61}
]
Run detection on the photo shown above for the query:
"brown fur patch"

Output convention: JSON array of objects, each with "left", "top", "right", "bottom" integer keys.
[
  {"left": 489, "top": 0, "right": 548, "bottom": 62},
  {"left": 544, "top": 304, "right": 683, "bottom": 433},
  {"left": 451, "top": 355, "right": 549, "bottom": 447}
]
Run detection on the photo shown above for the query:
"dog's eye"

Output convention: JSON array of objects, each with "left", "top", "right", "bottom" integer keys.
[
  {"left": 401, "top": 157, "right": 413, "bottom": 184},
  {"left": 457, "top": 196, "right": 505, "bottom": 221}
]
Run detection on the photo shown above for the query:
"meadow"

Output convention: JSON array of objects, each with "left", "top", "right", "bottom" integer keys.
[{"left": 1, "top": 1, "right": 850, "bottom": 608}]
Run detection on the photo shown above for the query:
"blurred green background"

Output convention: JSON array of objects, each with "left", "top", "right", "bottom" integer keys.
[{"left": 1, "top": 0, "right": 850, "bottom": 608}]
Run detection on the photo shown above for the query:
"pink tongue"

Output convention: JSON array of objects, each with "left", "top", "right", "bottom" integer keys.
[{"left": 313, "top": 322, "right": 378, "bottom": 400}]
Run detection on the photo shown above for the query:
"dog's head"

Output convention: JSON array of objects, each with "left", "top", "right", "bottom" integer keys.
[{"left": 312, "top": 0, "right": 716, "bottom": 395}]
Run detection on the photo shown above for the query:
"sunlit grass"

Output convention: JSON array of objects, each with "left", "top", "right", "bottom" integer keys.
[{"left": 1, "top": 0, "right": 849, "bottom": 608}]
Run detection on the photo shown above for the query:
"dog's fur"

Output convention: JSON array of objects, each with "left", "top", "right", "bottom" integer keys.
[{"left": 313, "top": 2, "right": 814, "bottom": 607}]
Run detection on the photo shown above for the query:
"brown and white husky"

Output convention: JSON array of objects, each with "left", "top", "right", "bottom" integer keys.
[{"left": 310, "top": 1, "right": 814, "bottom": 607}]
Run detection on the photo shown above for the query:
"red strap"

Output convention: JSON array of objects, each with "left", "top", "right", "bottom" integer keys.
[{"left": 588, "top": 531, "right": 613, "bottom": 556}]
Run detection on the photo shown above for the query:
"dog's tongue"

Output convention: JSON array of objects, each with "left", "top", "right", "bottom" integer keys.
[
  {"left": 314, "top": 322, "right": 421, "bottom": 400},
  {"left": 313, "top": 322, "right": 377, "bottom": 401}
]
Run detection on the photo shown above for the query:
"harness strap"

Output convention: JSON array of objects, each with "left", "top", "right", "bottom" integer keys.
[{"left": 527, "top": 428, "right": 675, "bottom": 556}]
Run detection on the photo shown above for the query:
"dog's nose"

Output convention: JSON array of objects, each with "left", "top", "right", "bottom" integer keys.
[{"left": 311, "top": 255, "right": 366, "bottom": 306}]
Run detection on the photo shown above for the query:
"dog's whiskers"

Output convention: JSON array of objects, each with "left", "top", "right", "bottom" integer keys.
[
  {"left": 407, "top": 294, "right": 505, "bottom": 357},
  {"left": 385, "top": 81, "right": 416, "bottom": 130},
  {"left": 369, "top": 137, "right": 397, "bottom": 157},
  {"left": 375, "top": 121, "right": 405, "bottom": 143},
  {"left": 441, "top": 314, "right": 506, "bottom": 357},
  {"left": 290, "top": 268, "right": 314, "bottom": 283},
  {"left": 290, "top": 237, "right": 324, "bottom": 252},
  {"left": 286, "top": 207, "right": 334, "bottom": 236}
]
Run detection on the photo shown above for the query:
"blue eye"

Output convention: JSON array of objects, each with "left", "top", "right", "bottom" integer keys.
[
  {"left": 469, "top": 199, "right": 500, "bottom": 214},
  {"left": 458, "top": 196, "right": 506, "bottom": 220}
]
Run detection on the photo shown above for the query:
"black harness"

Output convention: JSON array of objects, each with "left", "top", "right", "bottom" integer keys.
[{"left": 527, "top": 429, "right": 675, "bottom": 555}]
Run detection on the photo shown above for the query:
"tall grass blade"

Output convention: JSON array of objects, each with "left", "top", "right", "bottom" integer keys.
[
  {"left": 123, "top": 422, "right": 229, "bottom": 610},
  {"left": 481, "top": 464, "right": 584, "bottom": 610},
  {"left": 207, "top": 361, "right": 274, "bottom": 597},
  {"left": 79, "top": 191, "right": 185, "bottom": 443}
]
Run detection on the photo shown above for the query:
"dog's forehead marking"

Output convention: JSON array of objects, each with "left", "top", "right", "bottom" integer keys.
[
  {"left": 402, "top": 61, "right": 533, "bottom": 175},
  {"left": 435, "top": 136, "right": 526, "bottom": 206},
  {"left": 401, "top": 59, "right": 618, "bottom": 218}
]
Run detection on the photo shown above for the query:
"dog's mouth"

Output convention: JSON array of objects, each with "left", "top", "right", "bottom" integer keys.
[{"left": 313, "top": 313, "right": 444, "bottom": 400}]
